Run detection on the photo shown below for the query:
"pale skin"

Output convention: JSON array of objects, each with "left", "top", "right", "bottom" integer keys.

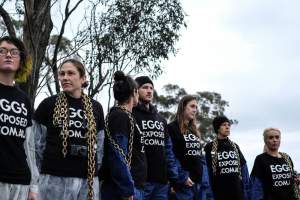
[
  {"left": 58, "top": 62, "right": 86, "bottom": 98},
  {"left": 264, "top": 130, "right": 300, "bottom": 183},
  {"left": 137, "top": 83, "right": 153, "bottom": 109},
  {"left": 217, "top": 122, "right": 231, "bottom": 139},
  {"left": 0, "top": 41, "right": 38, "bottom": 200}
]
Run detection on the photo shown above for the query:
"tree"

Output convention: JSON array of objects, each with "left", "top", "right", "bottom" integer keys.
[
  {"left": 154, "top": 84, "right": 238, "bottom": 143},
  {"left": 0, "top": 0, "right": 186, "bottom": 108}
]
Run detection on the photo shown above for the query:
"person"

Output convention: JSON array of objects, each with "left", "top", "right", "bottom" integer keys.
[
  {"left": 33, "top": 59, "right": 104, "bottom": 200},
  {"left": 100, "top": 71, "right": 147, "bottom": 200},
  {"left": 250, "top": 128, "right": 300, "bottom": 200},
  {"left": 132, "top": 76, "right": 179, "bottom": 200},
  {"left": 204, "top": 116, "right": 250, "bottom": 200},
  {"left": 167, "top": 95, "right": 214, "bottom": 200},
  {"left": 0, "top": 36, "right": 38, "bottom": 200}
]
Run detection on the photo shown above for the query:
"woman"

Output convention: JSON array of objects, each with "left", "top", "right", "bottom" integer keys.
[
  {"left": 34, "top": 59, "right": 104, "bottom": 200},
  {"left": 0, "top": 36, "right": 37, "bottom": 200},
  {"left": 168, "top": 95, "right": 213, "bottom": 200},
  {"left": 100, "top": 71, "right": 147, "bottom": 200},
  {"left": 251, "top": 128, "right": 300, "bottom": 200}
]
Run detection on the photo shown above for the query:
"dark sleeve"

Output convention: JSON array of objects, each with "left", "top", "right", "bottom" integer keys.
[
  {"left": 93, "top": 100, "right": 104, "bottom": 130},
  {"left": 34, "top": 98, "right": 52, "bottom": 125},
  {"left": 167, "top": 122, "right": 189, "bottom": 184},
  {"left": 250, "top": 156, "right": 264, "bottom": 200},
  {"left": 106, "top": 111, "right": 134, "bottom": 197},
  {"left": 25, "top": 95, "right": 32, "bottom": 127}
]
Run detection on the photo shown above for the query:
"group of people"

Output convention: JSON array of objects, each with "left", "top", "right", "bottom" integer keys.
[{"left": 0, "top": 35, "right": 299, "bottom": 200}]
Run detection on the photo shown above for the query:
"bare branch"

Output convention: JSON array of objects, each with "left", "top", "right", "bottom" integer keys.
[{"left": 0, "top": 5, "right": 16, "bottom": 36}]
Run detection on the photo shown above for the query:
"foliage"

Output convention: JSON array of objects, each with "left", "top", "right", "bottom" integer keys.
[
  {"left": 0, "top": 0, "right": 186, "bottom": 108},
  {"left": 153, "top": 84, "right": 238, "bottom": 143}
]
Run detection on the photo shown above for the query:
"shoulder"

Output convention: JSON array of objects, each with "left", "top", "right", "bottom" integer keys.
[
  {"left": 204, "top": 141, "right": 213, "bottom": 152},
  {"left": 91, "top": 99, "right": 104, "bottom": 113}
]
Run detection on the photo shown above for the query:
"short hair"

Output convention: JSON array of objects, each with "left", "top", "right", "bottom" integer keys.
[{"left": 0, "top": 36, "right": 32, "bottom": 82}]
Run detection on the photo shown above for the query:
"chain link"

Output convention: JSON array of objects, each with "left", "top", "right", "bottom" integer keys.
[
  {"left": 211, "top": 138, "right": 242, "bottom": 180},
  {"left": 105, "top": 106, "right": 135, "bottom": 168},
  {"left": 280, "top": 152, "right": 300, "bottom": 200},
  {"left": 52, "top": 92, "right": 97, "bottom": 200}
]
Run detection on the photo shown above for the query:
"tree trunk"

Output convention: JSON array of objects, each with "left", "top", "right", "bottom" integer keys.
[{"left": 20, "top": 0, "right": 53, "bottom": 108}]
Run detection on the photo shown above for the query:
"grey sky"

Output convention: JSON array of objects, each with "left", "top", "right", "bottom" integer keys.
[{"left": 156, "top": 0, "right": 300, "bottom": 169}]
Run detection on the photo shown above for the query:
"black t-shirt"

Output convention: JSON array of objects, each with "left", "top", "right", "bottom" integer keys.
[
  {"left": 0, "top": 83, "right": 32, "bottom": 184},
  {"left": 251, "top": 152, "right": 296, "bottom": 200},
  {"left": 34, "top": 94, "right": 104, "bottom": 178},
  {"left": 168, "top": 121, "right": 203, "bottom": 183},
  {"left": 133, "top": 103, "right": 169, "bottom": 183},
  {"left": 204, "top": 138, "right": 246, "bottom": 200},
  {"left": 101, "top": 107, "right": 147, "bottom": 188}
]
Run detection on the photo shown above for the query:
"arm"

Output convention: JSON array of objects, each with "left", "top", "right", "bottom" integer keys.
[
  {"left": 165, "top": 135, "right": 179, "bottom": 182},
  {"left": 96, "top": 130, "right": 105, "bottom": 171},
  {"left": 32, "top": 121, "right": 47, "bottom": 170},
  {"left": 241, "top": 163, "right": 251, "bottom": 200},
  {"left": 24, "top": 125, "right": 39, "bottom": 200},
  {"left": 250, "top": 176, "right": 264, "bottom": 200},
  {"left": 107, "top": 133, "right": 134, "bottom": 198}
]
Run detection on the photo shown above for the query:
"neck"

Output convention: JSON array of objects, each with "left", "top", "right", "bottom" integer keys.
[
  {"left": 217, "top": 134, "right": 228, "bottom": 140},
  {"left": 266, "top": 149, "right": 280, "bottom": 157},
  {"left": 66, "top": 90, "right": 82, "bottom": 99},
  {"left": 119, "top": 103, "right": 133, "bottom": 112},
  {"left": 0, "top": 73, "right": 14, "bottom": 86}
]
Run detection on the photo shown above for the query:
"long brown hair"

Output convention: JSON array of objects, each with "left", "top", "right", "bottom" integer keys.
[{"left": 176, "top": 95, "right": 200, "bottom": 137}]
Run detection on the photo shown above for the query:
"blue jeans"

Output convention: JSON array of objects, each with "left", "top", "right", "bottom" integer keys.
[
  {"left": 143, "top": 182, "right": 169, "bottom": 200},
  {"left": 101, "top": 182, "right": 144, "bottom": 200},
  {"left": 170, "top": 183, "right": 214, "bottom": 200}
]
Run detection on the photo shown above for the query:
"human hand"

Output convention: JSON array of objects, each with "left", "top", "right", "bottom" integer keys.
[
  {"left": 184, "top": 177, "right": 194, "bottom": 187},
  {"left": 27, "top": 192, "right": 38, "bottom": 200},
  {"left": 122, "top": 195, "right": 134, "bottom": 200}
]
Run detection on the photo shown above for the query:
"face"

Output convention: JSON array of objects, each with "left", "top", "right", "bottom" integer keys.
[
  {"left": 0, "top": 41, "right": 21, "bottom": 74},
  {"left": 138, "top": 83, "right": 153, "bottom": 103},
  {"left": 265, "top": 130, "right": 281, "bottom": 151},
  {"left": 218, "top": 122, "right": 231, "bottom": 138},
  {"left": 183, "top": 99, "right": 198, "bottom": 121},
  {"left": 58, "top": 62, "right": 86, "bottom": 97}
]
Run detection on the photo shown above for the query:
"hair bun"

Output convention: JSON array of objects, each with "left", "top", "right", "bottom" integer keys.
[{"left": 114, "top": 71, "right": 126, "bottom": 82}]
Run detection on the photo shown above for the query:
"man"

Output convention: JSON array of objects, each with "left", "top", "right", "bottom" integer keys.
[
  {"left": 251, "top": 128, "right": 300, "bottom": 200},
  {"left": 0, "top": 36, "right": 38, "bottom": 200},
  {"left": 204, "top": 116, "right": 250, "bottom": 200},
  {"left": 133, "top": 76, "right": 180, "bottom": 200}
]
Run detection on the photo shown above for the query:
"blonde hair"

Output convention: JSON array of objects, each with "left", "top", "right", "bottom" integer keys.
[{"left": 263, "top": 127, "right": 281, "bottom": 142}]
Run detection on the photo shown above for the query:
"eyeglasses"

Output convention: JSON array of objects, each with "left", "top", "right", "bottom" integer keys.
[{"left": 0, "top": 47, "right": 21, "bottom": 58}]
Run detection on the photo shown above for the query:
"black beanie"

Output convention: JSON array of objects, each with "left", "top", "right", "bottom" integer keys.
[
  {"left": 135, "top": 76, "right": 153, "bottom": 88},
  {"left": 212, "top": 116, "right": 230, "bottom": 133}
]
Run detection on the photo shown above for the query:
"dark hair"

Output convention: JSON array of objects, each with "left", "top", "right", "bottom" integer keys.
[
  {"left": 176, "top": 95, "right": 200, "bottom": 137},
  {"left": 113, "top": 71, "right": 138, "bottom": 104},
  {"left": 212, "top": 116, "right": 230, "bottom": 134},
  {"left": 0, "top": 36, "right": 31, "bottom": 82},
  {"left": 59, "top": 58, "right": 88, "bottom": 88}
]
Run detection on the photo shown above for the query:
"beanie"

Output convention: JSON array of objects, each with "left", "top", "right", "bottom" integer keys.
[
  {"left": 212, "top": 116, "right": 230, "bottom": 133},
  {"left": 135, "top": 76, "right": 153, "bottom": 88}
]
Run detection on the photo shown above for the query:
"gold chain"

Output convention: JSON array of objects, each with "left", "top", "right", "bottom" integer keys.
[
  {"left": 53, "top": 92, "right": 69, "bottom": 157},
  {"left": 104, "top": 106, "right": 135, "bottom": 168},
  {"left": 211, "top": 139, "right": 242, "bottom": 180},
  {"left": 280, "top": 152, "right": 300, "bottom": 200},
  {"left": 52, "top": 92, "right": 97, "bottom": 200}
]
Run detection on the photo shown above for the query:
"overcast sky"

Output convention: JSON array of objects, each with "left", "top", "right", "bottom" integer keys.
[{"left": 155, "top": 0, "right": 300, "bottom": 170}]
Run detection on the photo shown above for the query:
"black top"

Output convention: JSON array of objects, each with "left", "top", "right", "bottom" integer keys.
[
  {"left": 101, "top": 107, "right": 147, "bottom": 188},
  {"left": 251, "top": 152, "right": 297, "bottom": 200},
  {"left": 168, "top": 120, "right": 203, "bottom": 183},
  {"left": 34, "top": 94, "right": 104, "bottom": 178},
  {"left": 132, "top": 103, "right": 169, "bottom": 183},
  {"left": 204, "top": 138, "right": 246, "bottom": 200},
  {"left": 0, "top": 83, "right": 32, "bottom": 184}
]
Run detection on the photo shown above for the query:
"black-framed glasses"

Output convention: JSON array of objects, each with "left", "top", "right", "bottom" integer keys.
[{"left": 0, "top": 47, "right": 21, "bottom": 58}]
